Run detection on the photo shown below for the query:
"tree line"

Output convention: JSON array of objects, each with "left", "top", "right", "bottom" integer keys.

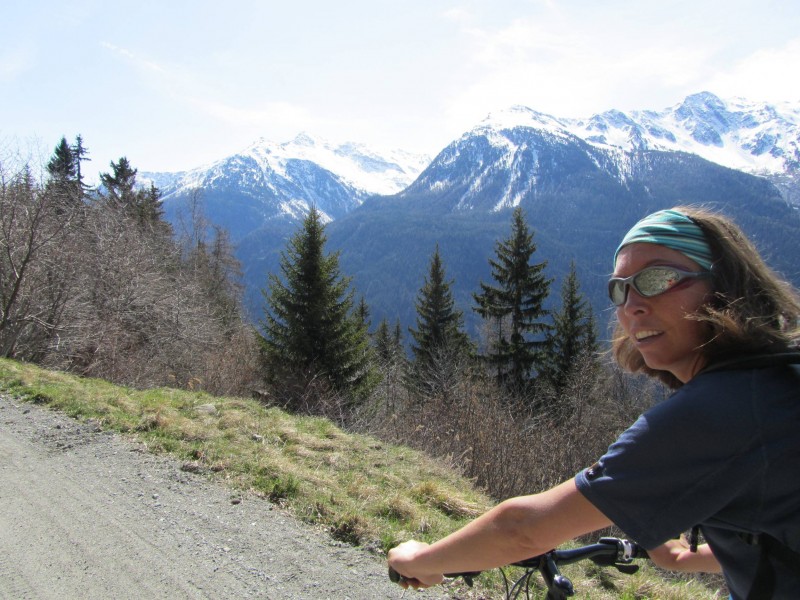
[
  {"left": 2, "top": 135, "right": 652, "bottom": 501},
  {"left": 1, "top": 136, "right": 259, "bottom": 394},
  {"left": 261, "top": 203, "right": 597, "bottom": 413}
]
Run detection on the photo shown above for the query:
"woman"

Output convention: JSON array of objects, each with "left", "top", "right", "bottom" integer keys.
[{"left": 388, "top": 207, "right": 800, "bottom": 599}]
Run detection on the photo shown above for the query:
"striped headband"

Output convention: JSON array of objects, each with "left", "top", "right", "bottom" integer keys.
[{"left": 614, "top": 209, "right": 714, "bottom": 271}]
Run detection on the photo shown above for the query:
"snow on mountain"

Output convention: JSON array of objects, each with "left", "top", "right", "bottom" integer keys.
[
  {"left": 144, "top": 92, "right": 798, "bottom": 233},
  {"left": 147, "top": 133, "right": 429, "bottom": 199},
  {"left": 466, "top": 93, "right": 799, "bottom": 180}
]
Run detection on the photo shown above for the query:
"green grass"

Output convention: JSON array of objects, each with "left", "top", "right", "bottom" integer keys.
[{"left": 0, "top": 358, "right": 724, "bottom": 599}]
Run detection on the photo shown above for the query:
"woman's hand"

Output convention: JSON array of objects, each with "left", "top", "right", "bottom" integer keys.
[{"left": 387, "top": 540, "right": 445, "bottom": 589}]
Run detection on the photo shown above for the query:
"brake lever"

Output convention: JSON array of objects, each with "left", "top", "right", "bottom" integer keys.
[{"left": 614, "top": 563, "right": 640, "bottom": 575}]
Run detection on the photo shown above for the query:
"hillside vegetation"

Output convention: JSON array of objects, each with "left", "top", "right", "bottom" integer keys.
[{"left": 0, "top": 358, "right": 725, "bottom": 599}]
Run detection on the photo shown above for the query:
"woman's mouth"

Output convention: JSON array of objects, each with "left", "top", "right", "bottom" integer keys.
[{"left": 634, "top": 330, "right": 662, "bottom": 341}]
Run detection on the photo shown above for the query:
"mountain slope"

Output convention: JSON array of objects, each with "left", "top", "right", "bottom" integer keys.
[
  {"left": 329, "top": 139, "right": 797, "bottom": 336},
  {"left": 148, "top": 93, "right": 800, "bottom": 333},
  {"left": 147, "top": 133, "right": 430, "bottom": 241}
]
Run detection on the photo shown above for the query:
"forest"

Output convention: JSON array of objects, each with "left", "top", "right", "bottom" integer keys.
[{"left": 1, "top": 135, "right": 666, "bottom": 502}]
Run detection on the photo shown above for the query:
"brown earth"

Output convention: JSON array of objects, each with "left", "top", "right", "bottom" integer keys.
[{"left": 0, "top": 394, "right": 454, "bottom": 600}]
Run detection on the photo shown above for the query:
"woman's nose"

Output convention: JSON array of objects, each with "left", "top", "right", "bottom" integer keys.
[{"left": 621, "top": 285, "right": 650, "bottom": 314}]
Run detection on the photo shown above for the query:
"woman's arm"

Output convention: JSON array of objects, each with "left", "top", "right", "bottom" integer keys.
[
  {"left": 387, "top": 479, "right": 612, "bottom": 589},
  {"left": 648, "top": 537, "right": 722, "bottom": 573}
]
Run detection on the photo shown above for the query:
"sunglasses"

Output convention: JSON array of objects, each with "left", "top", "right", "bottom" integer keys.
[{"left": 608, "top": 266, "right": 711, "bottom": 306}]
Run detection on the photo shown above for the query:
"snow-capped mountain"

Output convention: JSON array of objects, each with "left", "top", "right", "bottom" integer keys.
[
  {"left": 327, "top": 92, "right": 800, "bottom": 333},
  {"left": 408, "top": 92, "right": 799, "bottom": 211},
  {"left": 142, "top": 92, "right": 800, "bottom": 328},
  {"left": 143, "top": 133, "right": 430, "bottom": 239},
  {"left": 574, "top": 91, "right": 799, "bottom": 179}
]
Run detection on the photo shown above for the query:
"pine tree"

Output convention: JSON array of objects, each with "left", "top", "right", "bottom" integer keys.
[
  {"left": 99, "top": 158, "right": 167, "bottom": 231},
  {"left": 473, "top": 207, "right": 551, "bottom": 391},
  {"left": 71, "top": 134, "right": 91, "bottom": 195},
  {"left": 408, "top": 245, "right": 472, "bottom": 391},
  {"left": 543, "top": 261, "right": 598, "bottom": 394},
  {"left": 46, "top": 137, "right": 81, "bottom": 205},
  {"left": 99, "top": 157, "right": 137, "bottom": 206},
  {"left": 374, "top": 317, "right": 404, "bottom": 366},
  {"left": 260, "top": 207, "right": 375, "bottom": 405},
  {"left": 47, "top": 137, "right": 76, "bottom": 180}
]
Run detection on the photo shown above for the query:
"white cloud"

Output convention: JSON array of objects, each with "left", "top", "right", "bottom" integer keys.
[
  {"left": 707, "top": 38, "right": 800, "bottom": 101},
  {"left": 100, "top": 42, "right": 167, "bottom": 75}
]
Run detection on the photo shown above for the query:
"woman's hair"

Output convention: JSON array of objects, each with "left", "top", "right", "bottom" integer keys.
[{"left": 612, "top": 205, "right": 800, "bottom": 388}]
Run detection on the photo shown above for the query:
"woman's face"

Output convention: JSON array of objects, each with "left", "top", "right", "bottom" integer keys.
[{"left": 614, "top": 243, "right": 714, "bottom": 383}]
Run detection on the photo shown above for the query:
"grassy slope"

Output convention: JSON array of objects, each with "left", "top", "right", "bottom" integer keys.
[{"left": 0, "top": 358, "right": 723, "bottom": 599}]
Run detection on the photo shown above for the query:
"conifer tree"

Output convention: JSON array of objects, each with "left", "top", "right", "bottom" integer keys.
[
  {"left": 409, "top": 245, "right": 472, "bottom": 390},
  {"left": 543, "top": 261, "right": 598, "bottom": 394},
  {"left": 99, "top": 157, "right": 138, "bottom": 206},
  {"left": 374, "top": 317, "right": 404, "bottom": 366},
  {"left": 46, "top": 137, "right": 81, "bottom": 205},
  {"left": 71, "top": 134, "right": 91, "bottom": 195},
  {"left": 47, "top": 137, "right": 76, "bottom": 180},
  {"left": 473, "top": 207, "right": 551, "bottom": 391},
  {"left": 260, "top": 207, "right": 375, "bottom": 405},
  {"left": 99, "top": 158, "right": 167, "bottom": 231}
]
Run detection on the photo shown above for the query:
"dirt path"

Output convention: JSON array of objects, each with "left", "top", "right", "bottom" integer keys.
[{"left": 0, "top": 394, "right": 453, "bottom": 599}]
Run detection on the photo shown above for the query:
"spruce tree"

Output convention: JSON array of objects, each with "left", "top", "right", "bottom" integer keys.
[
  {"left": 408, "top": 245, "right": 472, "bottom": 391},
  {"left": 260, "top": 207, "right": 375, "bottom": 405},
  {"left": 99, "top": 158, "right": 167, "bottom": 231},
  {"left": 46, "top": 137, "right": 81, "bottom": 205},
  {"left": 47, "top": 137, "right": 76, "bottom": 180},
  {"left": 99, "top": 157, "right": 137, "bottom": 206},
  {"left": 71, "top": 134, "right": 91, "bottom": 195},
  {"left": 544, "top": 261, "right": 598, "bottom": 394},
  {"left": 374, "top": 317, "right": 404, "bottom": 366},
  {"left": 473, "top": 206, "right": 551, "bottom": 391}
]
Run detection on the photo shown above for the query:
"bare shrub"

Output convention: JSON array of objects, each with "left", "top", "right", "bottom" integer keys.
[
  {"left": 0, "top": 167, "right": 82, "bottom": 359},
  {"left": 361, "top": 352, "right": 658, "bottom": 502},
  {"left": 1, "top": 161, "right": 262, "bottom": 397}
]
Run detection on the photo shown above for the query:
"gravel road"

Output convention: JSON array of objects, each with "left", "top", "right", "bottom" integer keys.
[{"left": 0, "top": 394, "right": 455, "bottom": 600}]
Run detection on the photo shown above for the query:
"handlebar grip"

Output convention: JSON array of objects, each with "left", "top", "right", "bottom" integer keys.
[{"left": 388, "top": 566, "right": 402, "bottom": 583}]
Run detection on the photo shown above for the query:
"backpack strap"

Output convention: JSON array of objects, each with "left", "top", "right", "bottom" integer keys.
[
  {"left": 700, "top": 352, "right": 800, "bottom": 376},
  {"left": 701, "top": 351, "right": 800, "bottom": 598},
  {"left": 740, "top": 532, "right": 800, "bottom": 600}
]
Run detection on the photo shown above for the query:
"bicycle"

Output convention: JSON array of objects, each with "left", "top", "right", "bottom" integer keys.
[{"left": 389, "top": 536, "right": 649, "bottom": 599}]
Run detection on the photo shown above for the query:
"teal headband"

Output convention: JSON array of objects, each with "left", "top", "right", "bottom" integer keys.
[{"left": 614, "top": 209, "right": 714, "bottom": 270}]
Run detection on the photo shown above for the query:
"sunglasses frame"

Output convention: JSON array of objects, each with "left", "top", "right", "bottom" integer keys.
[{"left": 608, "top": 266, "right": 711, "bottom": 306}]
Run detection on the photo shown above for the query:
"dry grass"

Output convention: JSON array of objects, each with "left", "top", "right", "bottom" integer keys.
[{"left": 0, "top": 357, "right": 725, "bottom": 599}]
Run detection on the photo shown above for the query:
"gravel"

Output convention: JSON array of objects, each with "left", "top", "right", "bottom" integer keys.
[{"left": 0, "top": 394, "right": 455, "bottom": 599}]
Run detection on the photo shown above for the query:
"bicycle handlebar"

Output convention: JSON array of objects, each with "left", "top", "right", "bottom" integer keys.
[{"left": 388, "top": 537, "right": 648, "bottom": 592}]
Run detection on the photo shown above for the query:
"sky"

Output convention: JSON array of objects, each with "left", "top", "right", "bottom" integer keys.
[{"left": 2, "top": 0, "right": 799, "bottom": 184}]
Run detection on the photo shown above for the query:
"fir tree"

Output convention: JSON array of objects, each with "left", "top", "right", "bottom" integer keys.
[
  {"left": 99, "top": 157, "right": 137, "bottom": 206},
  {"left": 260, "top": 207, "right": 375, "bottom": 405},
  {"left": 99, "top": 158, "right": 167, "bottom": 231},
  {"left": 71, "top": 134, "right": 91, "bottom": 195},
  {"left": 374, "top": 318, "right": 404, "bottom": 366},
  {"left": 409, "top": 245, "right": 472, "bottom": 391},
  {"left": 543, "top": 261, "right": 598, "bottom": 394},
  {"left": 46, "top": 137, "right": 81, "bottom": 205},
  {"left": 47, "top": 137, "right": 76, "bottom": 180},
  {"left": 473, "top": 207, "right": 551, "bottom": 391}
]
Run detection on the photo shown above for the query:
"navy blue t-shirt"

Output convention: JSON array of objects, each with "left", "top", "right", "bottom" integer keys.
[{"left": 575, "top": 364, "right": 800, "bottom": 599}]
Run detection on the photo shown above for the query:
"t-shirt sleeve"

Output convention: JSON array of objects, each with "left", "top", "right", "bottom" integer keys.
[{"left": 575, "top": 374, "right": 761, "bottom": 549}]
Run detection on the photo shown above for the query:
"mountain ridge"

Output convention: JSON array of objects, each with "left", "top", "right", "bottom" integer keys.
[{"left": 143, "top": 92, "right": 800, "bottom": 334}]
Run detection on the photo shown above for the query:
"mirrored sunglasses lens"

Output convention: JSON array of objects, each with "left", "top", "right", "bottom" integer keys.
[
  {"left": 634, "top": 268, "right": 678, "bottom": 297},
  {"left": 609, "top": 280, "right": 627, "bottom": 305}
]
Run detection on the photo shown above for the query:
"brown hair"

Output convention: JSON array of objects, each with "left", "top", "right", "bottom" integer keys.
[{"left": 611, "top": 205, "right": 800, "bottom": 388}]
